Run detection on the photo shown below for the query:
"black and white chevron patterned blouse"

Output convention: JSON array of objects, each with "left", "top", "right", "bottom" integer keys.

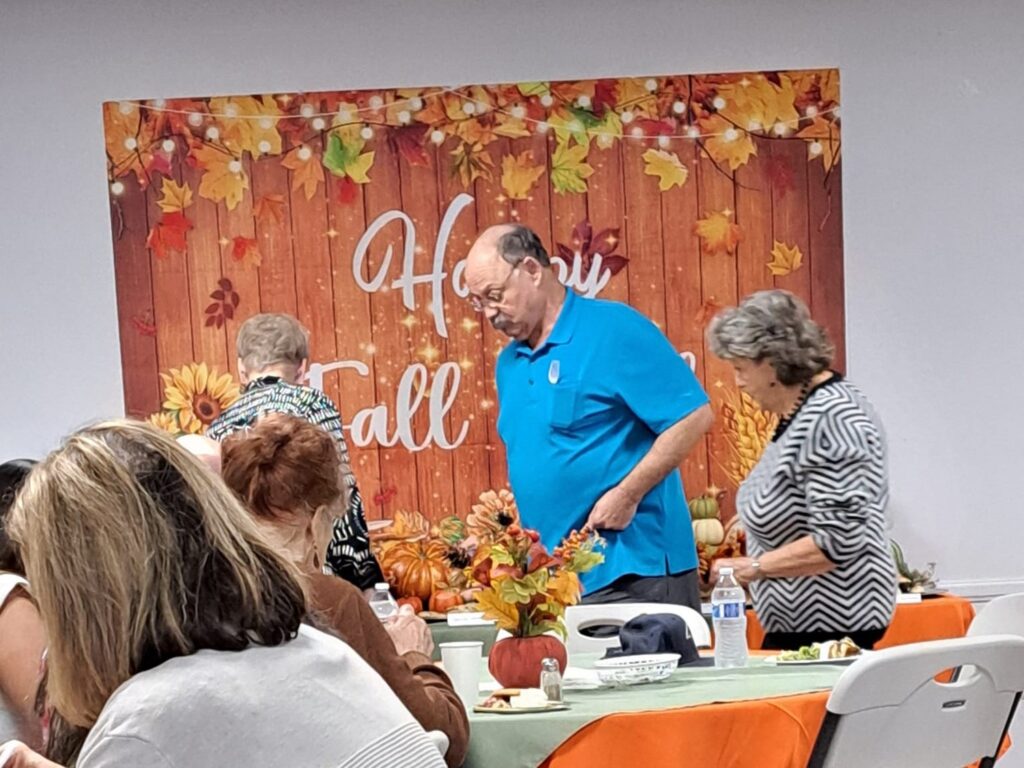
[{"left": 737, "top": 375, "right": 897, "bottom": 634}]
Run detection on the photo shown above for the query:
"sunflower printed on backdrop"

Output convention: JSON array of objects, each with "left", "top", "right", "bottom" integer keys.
[{"left": 149, "top": 363, "right": 240, "bottom": 436}]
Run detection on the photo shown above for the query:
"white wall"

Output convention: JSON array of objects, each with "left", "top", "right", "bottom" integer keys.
[{"left": 3, "top": 0, "right": 1023, "bottom": 597}]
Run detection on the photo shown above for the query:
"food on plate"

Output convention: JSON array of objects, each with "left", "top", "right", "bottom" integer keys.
[
  {"left": 478, "top": 687, "right": 550, "bottom": 710},
  {"left": 776, "top": 637, "right": 861, "bottom": 662}
]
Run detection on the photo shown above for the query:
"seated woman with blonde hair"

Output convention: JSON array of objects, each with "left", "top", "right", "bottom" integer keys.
[
  {"left": 220, "top": 414, "right": 469, "bottom": 767},
  {"left": 0, "top": 421, "right": 446, "bottom": 768}
]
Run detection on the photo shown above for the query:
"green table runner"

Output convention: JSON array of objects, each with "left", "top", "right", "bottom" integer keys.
[{"left": 464, "top": 656, "right": 845, "bottom": 768}]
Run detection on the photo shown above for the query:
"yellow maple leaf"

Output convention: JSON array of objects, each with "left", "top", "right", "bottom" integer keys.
[
  {"left": 475, "top": 587, "right": 520, "bottom": 633},
  {"left": 103, "top": 101, "right": 155, "bottom": 181},
  {"left": 589, "top": 111, "right": 622, "bottom": 150},
  {"left": 207, "top": 96, "right": 282, "bottom": 158},
  {"left": 700, "top": 115, "right": 757, "bottom": 171},
  {"left": 767, "top": 241, "right": 803, "bottom": 276},
  {"left": 156, "top": 178, "right": 194, "bottom": 213},
  {"left": 796, "top": 117, "right": 841, "bottom": 172},
  {"left": 500, "top": 151, "right": 546, "bottom": 200},
  {"left": 694, "top": 210, "right": 743, "bottom": 256},
  {"left": 451, "top": 118, "right": 496, "bottom": 148},
  {"left": 192, "top": 145, "right": 248, "bottom": 211},
  {"left": 493, "top": 113, "right": 532, "bottom": 139},
  {"left": 616, "top": 78, "right": 658, "bottom": 117},
  {"left": 550, "top": 142, "right": 594, "bottom": 195},
  {"left": 642, "top": 148, "right": 689, "bottom": 191},
  {"left": 346, "top": 150, "right": 375, "bottom": 184},
  {"left": 548, "top": 110, "right": 590, "bottom": 147},
  {"left": 281, "top": 146, "right": 324, "bottom": 200},
  {"left": 546, "top": 570, "right": 581, "bottom": 608},
  {"left": 717, "top": 74, "right": 799, "bottom": 134}
]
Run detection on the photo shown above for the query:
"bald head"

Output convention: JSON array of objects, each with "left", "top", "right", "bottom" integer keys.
[
  {"left": 177, "top": 434, "right": 222, "bottom": 474},
  {"left": 464, "top": 224, "right": 562, "bottom": 345}
]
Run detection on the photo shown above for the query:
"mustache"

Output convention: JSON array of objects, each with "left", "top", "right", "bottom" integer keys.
[{"left": 490, "top": 313, "right": 512, "bottom": 332}]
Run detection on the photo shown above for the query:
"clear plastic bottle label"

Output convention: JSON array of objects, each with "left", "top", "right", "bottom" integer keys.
[{"left": 711, "top": 601, "right": 744, "bottom": 620}]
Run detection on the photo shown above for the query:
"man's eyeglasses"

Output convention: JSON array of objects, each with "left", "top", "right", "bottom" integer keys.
[{"left": 468, "top": 266, "right": 518, "bottom": 312}]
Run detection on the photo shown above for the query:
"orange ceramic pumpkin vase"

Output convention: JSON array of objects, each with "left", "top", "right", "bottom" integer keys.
[{"left": 488, "top": 635, "right": 568, "bottom": 689}]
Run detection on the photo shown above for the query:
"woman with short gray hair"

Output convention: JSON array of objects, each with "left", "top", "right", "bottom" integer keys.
[
  {"left": 207, "top": 313, "right": 382, "bottom": 592},
  {"left": 708, "top": 290, "right": 896, "bottom": 651}
]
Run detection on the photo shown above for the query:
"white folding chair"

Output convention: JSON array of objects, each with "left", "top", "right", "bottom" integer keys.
[
  {"left": 969, "top": 593, "right": 1024, "bottom": 638},
  {"left": 563, "top": 602, "right": 711, "bottom": 656},
  {"left": 807, "top": 635, "right": 1024, "bottom": 768}
]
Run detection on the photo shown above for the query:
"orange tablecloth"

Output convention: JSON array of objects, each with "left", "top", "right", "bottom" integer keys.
[
  {"left": 745, "top": 594, "right": 975, "bottom": 649},
  {"left": 540, "top": 689, "right": 1006, "bottom": 768},
  {"left": 538, "top": 595, "right": 987, "bottom": 768},
  {"left": 541, "top": 691, "right": 829, "bottom": 768}
]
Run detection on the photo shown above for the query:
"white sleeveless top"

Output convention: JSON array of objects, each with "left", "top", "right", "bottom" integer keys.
[{"left": 0, "top": 572, "right": 31, "bottom": 743}]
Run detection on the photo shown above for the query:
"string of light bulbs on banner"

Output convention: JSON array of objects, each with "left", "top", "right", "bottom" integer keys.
[{"left": 115, "top": 83, "right": 839, "bottom": 144}]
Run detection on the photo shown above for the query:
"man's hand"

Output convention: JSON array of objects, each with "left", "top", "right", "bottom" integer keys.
[
  {"left": 383, "top": 604, "right": 435, "bottom": 657},
  {"left": 585, "top": 485, "right": 639, "bottom": 531}
]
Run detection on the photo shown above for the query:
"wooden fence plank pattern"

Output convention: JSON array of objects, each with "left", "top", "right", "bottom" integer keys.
[{"left": 105, "top": 71, "right": 844, "bottom": 524}]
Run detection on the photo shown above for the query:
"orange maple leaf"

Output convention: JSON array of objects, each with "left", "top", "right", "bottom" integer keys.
[
  {"left": 699, "top": 115, "right": 757, "bottom": 171},
  {"left": 253, "top": 194, "right": 286, "bottom": 227},
  {"left": 796, "top": 117, "right": 841, "bottom": 172},
  {"left": 694, "top": 211, "right": 743, "bottom": 256},
  {"left": 767, "top": 241, "right": 803, "bottom": 276},
  {"left": 230, "top": 236, "right": 261, "bottom": 268},
  {"left": 145, "top": 212, "right": 192, "bottom": 259},
  {"left": 500, "top": 151, "right": 545, "bottom": 200},
  {"left": 281, "top": 146, "right": 324, "bottom": 201}
]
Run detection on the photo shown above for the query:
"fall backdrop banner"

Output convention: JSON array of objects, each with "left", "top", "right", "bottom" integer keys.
[{"left": 103, "top": 69, "right": 844, "bottom": 566}]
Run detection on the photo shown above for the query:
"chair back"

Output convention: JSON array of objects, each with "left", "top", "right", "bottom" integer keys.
[
  {"left": 564, "top": 602, "right": 711, "bottom": 655},
  {"left": 807, "top": 635, "right": 1024, "bottom": 768},
  {"left": 969, "top": 593, "right": 1024, "bottom": 638}
]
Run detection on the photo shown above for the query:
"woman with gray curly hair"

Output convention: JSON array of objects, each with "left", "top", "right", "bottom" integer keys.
[{"left": 708, "top": 290, "right": 896, "bottom": 651}]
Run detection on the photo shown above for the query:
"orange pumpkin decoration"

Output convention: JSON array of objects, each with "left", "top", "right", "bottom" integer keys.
[
  {"left": 380, "top": 539, "right": 449, "bottom": 601},
  {"left": 429, "top": 589, "right": 464, "bottom": 614},
  {"left": 397, "top": 596, "right": 423, "bottom": 613},
  {"left": 488, "top": 635, "right": 568, "bottom": 688}
]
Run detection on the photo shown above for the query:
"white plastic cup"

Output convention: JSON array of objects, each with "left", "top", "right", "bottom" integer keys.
[{"left": 439, "top": 640, "right": 483, "bottom": 709}]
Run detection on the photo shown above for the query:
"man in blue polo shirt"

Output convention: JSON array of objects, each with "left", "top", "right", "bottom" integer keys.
[{"left": 465, "top": 224, "right": 713, "bottom": 607}]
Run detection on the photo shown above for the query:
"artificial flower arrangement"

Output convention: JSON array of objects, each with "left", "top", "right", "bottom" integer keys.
[
  {"left": 472, "top": 522, "right": 604, "bottom": 687},
  {"left": 369, "top": 489, "right": 604, "bottom": 686}
]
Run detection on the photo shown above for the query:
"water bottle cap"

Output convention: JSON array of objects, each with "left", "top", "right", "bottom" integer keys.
[
  {"left": 719, "top": 566, "right": 734, "bottom": 576},
  {"left": 374, "top": 582, "right": 391, "bottom": 591}
]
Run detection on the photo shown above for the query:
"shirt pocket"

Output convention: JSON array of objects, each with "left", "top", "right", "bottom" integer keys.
[{"left": 548, "top": 382, "right": 578, "bottom": 432}]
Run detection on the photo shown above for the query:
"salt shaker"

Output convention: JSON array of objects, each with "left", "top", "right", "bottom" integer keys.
[{"left": 539, "top": 657, "right": 563, "bottom": 703}]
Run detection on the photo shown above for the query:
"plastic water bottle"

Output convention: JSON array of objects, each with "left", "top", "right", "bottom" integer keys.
[
  {"left": 369, "top": 582, "right": 399, "bottom": 621},
  {"left": 712, "top": 567, "right": 749, "bottom": 669}
]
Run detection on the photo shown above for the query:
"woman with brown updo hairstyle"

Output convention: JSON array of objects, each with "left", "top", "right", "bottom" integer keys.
[{"left": 221, "top": 414, "right": 469, "bottom": 768}]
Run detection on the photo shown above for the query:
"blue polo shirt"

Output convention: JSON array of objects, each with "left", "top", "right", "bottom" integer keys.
[{"left": 495, "top": 290, "right": 709, "bottom": 593}]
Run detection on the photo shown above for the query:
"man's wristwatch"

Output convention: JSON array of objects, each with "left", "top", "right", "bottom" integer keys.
[{"left": 750, "top": 560, "right": 763, "bottom": 579}]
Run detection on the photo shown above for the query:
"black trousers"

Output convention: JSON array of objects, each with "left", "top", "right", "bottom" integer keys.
[
  {"left": 761, "top": 627, "right": 888, "bottom": 651},
  {"left": 581, "top": 568, "right": 701, "bottom": 612}
]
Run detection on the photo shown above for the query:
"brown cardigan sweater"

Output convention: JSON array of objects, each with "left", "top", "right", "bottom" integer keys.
[{"left": 306, "top": 573, "right": 469, "bottom": 767}]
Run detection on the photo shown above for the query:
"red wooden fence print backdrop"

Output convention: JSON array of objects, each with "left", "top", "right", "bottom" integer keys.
[{"left": 103, "top": 69, "right": 843, "bottom": 531}]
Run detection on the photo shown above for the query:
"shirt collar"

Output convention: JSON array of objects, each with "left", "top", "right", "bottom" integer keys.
[
  {"left": 513, "top": 288, "right": 579, "bottom": 358},
  {"left": 243, "top": 375, "right": 283, "bottom": 393}
]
